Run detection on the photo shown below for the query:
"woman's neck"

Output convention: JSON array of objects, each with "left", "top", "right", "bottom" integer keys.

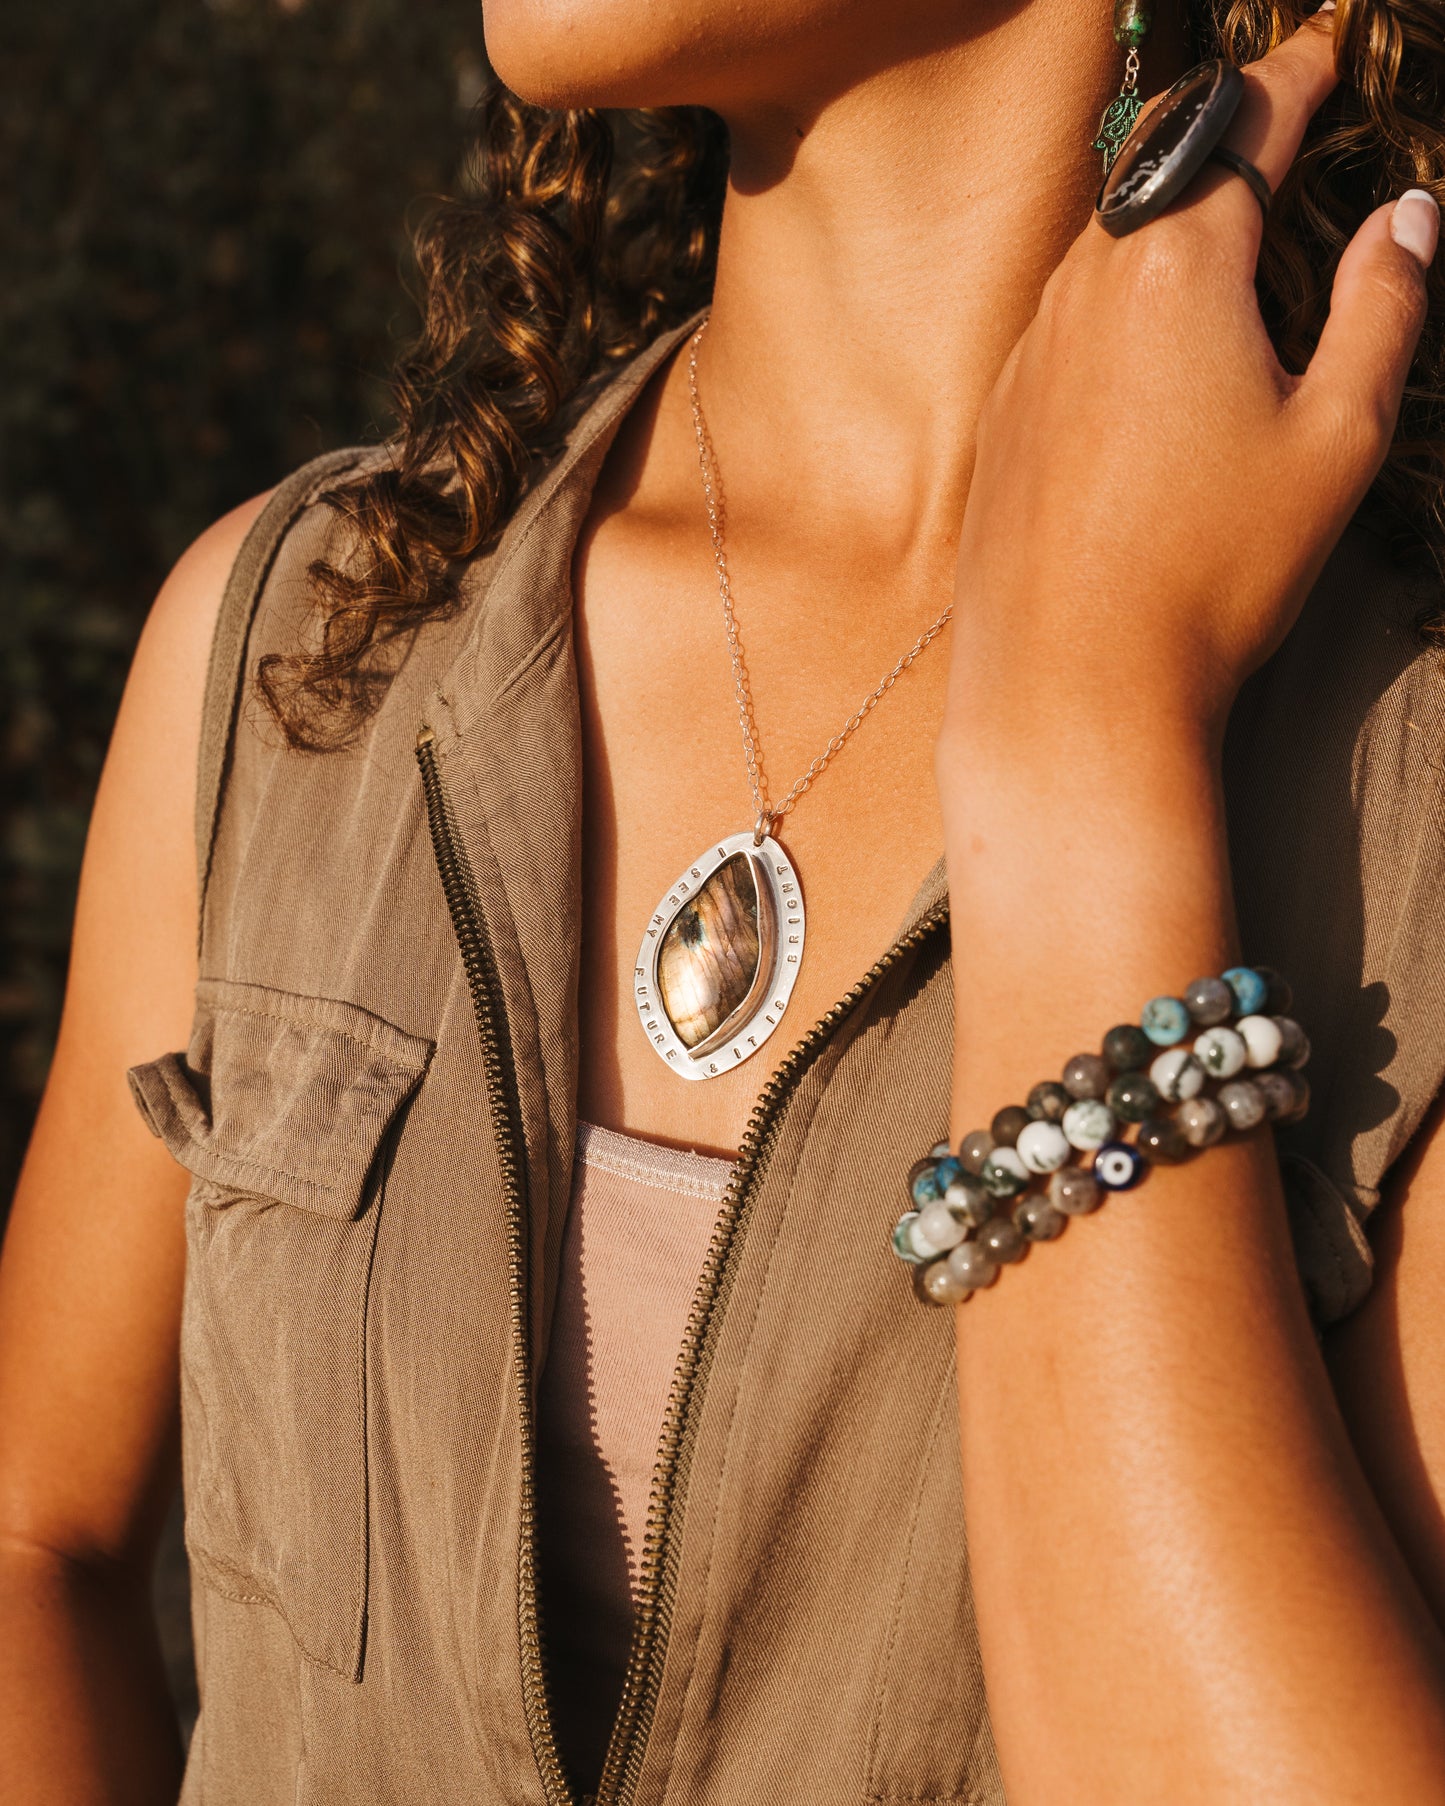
[{"left": 698, "top": 0, "right": 1191, "bottom": 561}]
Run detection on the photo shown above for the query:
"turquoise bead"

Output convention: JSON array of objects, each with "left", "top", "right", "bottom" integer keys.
[
  {"left": 1142, "top": 995, "right": 1190, "bottom": 1045},
  {"left": 1223, "top": 966, "right": 1269, "bottom": 1016},
  {"left": 932, "top": 1155, "right": 964, "bottom": 1192},
  {"left": 910, "top": 1161, "right": 945, "bottom": 1207}
]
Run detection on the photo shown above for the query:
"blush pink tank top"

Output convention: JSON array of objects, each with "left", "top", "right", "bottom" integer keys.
[{"left": 535, "top": 1121, "right": 737, "bottom": 1795}]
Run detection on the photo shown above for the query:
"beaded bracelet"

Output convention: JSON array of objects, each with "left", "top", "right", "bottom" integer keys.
[{"left": 892, "top": 965, "right": 1311, "bottom": 1307}]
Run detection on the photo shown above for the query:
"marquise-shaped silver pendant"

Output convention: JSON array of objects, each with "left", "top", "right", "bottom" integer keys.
[{"left": 634, "top": 830, "right": 806, "bottom": 1080}]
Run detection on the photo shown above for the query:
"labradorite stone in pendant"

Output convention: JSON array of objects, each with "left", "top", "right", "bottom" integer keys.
[{"left": 656, "top": 852, "right": 762, "bottom": 1050}]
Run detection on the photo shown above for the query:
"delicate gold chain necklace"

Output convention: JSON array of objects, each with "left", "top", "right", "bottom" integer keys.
[{"left": 633, "top": 319, "right": 954, "bottom": 1081}]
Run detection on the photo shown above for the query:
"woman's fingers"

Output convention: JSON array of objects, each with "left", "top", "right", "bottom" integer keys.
[
  {"left": 1183, "top": 9, "right": 1339, "bottom": 243},
  {"left": 1300, "top": 192, "right": 1438, "bottom": 477}
]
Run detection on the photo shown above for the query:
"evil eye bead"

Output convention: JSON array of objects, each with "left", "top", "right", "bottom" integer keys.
[
  {"left": 1218, "top": 1077, "right": 1267, "bottom": 1132},
  {"left": 990, "top": 1105, "right": 1033, "bottom": 1148},
  {"left": 1062, "top": 1098, "right": 1116, "bottom": 1151},
  {"left": 1149, "top": 1045, "right": 1205, "bottom": 1102},
  {"left": 1183, "top": 975, "right": 1234, "bottom": 1026},
  {"left": 922, "top": 1259, "right": 970, "bottom": 1305},
  {"left": 1106, "top": 1071, "right": 1160, "bottom": 1123},
  {"left": 945, "top": 1172, "right": 995, "bottom": 1228},
  {"left": 980, "top": 1217, "right": 1027, "bottom": 1264},
  {"left": 1103, "top": 1023, "right": 1155, "bottom": 1073},
  {"left": 1027, "top": 1080, "right": 1073, "bottom": 1122},
  {"left": 1093, "top": 1141, "right": 1148, "bottom": 1191},
  {"left": 1141, "top": 995, "right": 1191, "bottom": 1046},
  {"left": 1236, "top": 1015, "right": 1283, "bottom": 1069},
  {"left": 1016, "top": 1196, "right": 1068, "bottom": 1241},
  {"left": 909, "top": 1160, "right": 946, "bottom": 1208},
  {"left": 1223, "top": 965, "right": 1269, "bottom": 1017},
  {"left": 892, "top": 1212, "right": 926, "bottom": 1263},
  {"left": 980, "top": 1147, "right": 1029, "bottom": 1198},
  {"left": 1177, "top": 1094, "right": 1226, "bottom": 1148},
  {"left": 958, "top": 1129, "right": 995, "bottom": 1175},
  {"left": 946, "top": 1241, "right": 999, "bottom": 1291},
  {"left": 1016, "top": 1118, "right": 1072, "bottom": 1174},
  {"left": 917, "top": 1201, "right": 968, "bottom": 1253},
  {"left": 1062, "top": 1052, "right": 1110, "bottom": 1100},
  {"left": 1272, "top": 1017, "right": 1311, "bottom": 1070},
  {"left": 1049, "top": 1166, "right": 1103, "bottom": 1214},
  {"left": 1194, "top": 1024, "right": 1247, "bottom": 1079}
]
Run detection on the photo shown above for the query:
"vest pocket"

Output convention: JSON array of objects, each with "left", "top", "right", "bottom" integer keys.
[{"left": 127, "top": 978, "right": 434, "bottom": 1682}]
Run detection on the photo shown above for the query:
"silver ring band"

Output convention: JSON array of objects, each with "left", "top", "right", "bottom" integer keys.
[{"left": 1207, "top": 144, "right": 1272, "bottom": 220}]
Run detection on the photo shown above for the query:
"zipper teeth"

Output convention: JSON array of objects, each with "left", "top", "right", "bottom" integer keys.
[
  {"left": 597, "top": 899, "right": 950, "bottom": 1806},
  {"left": 415, "top": 729, "right": 575, "bottom": 1806}
]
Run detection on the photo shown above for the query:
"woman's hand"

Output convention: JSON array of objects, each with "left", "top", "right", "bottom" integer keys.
[{"left": 943, "top": 10, "right": 1437, "bottom": 749}]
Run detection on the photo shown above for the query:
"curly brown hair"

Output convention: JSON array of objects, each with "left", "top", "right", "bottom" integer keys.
[{"left": 258, "top": 0, "right": 1445, "bottom": 750}]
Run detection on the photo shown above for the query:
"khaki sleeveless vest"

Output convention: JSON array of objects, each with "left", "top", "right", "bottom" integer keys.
[{"left": 126, "top": 321, "right": 1445, "bottom": 1804}]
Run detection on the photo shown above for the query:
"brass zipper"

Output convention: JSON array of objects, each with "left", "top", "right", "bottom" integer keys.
[
  {"left": 595, "top": 897, "right": 950, "bottom": 1805},
  {"left": 418, "top": 720, "right": 949, "bottom": 1806},
  {"left": 415, "top": 726, "right": 574, "bottom": 1806}
]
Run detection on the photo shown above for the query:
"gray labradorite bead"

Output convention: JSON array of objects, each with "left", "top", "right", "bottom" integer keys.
[
  {"left": 958, "top": 1129, "right": 995, "bottom": 1175},
  {"left": 1106, "top": 1071, "right": 1160, "bottom": 1124},
  {"left": 1103, "top": 1023, "right": 1154, "bottom": 1073},
  {"left": 981, "top": 1148, "right": 1029, "bottom": 1198},
  {"left": 1177, "top": 1095, "right": 1226, "bottom": 1148},
  {"left": 1257, "top": 966, "right": 1293, "bottom": 1015},
  {"left": 1183, "top": 975, "right": 1234, "bottom": 1026},
  {"left": 1273, "top": 1016, "right": 1311, "bottom": 1070},
  {"left": 1016, "top": 1197, "right": 1067, "bottom": 1242},
  {"left": 990, "top": 1104, "right": 1033, "bottom": 1148},
  {"left": 947, "top": 1240, "right": 999, "bottom": 1290},
  {"left": 1150, "top": 1046, "right": 1205, "bottom": 1103},
  {"left": 945, "top": 1172, "right": 995, "bottom": 1228},
  {"left": 1062, "top": 1052, "right": 1109, "bottom": 1100},
  {"left": 1027, "top": 1080, "right": 1073, "bottom": 1123},
  {"left": 1141, "top": 995, "right": 1191, "bottom": 1046},
  {"left": 922, "top": 1259, "right": 970, "bottom": 1305},
  {"left": 981, "top": 1217, "right": 1027, "bottom": 1264},
  {"left": 1218, "top": 1078, "right": 1267, "bottom": 1131},
  {"left": 1194, "top": 1025, "right": 1247, "bottom": 1079},
  {"left": 1255, "top": 1071, "right": 1298, "bottom": 1123},
  {"left": 1049, "top": 1165, "right": 1103, "bottom": 1214},
  {"left": 1136, "top": 1116, "right": 1189, "bottom": 1163}
]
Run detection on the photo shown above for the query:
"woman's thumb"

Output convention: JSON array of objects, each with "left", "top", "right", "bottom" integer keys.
[{"left": 1301, "top": 189, "right": 1437, "bottom": 472}]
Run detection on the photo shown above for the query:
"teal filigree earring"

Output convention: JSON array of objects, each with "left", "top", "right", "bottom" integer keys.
[{"left": 1093, "top": 0, "right": 1153, "bottom": 172}]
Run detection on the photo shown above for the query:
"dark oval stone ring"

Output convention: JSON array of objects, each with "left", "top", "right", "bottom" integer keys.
[{"left": 1095, "top": 59, "right": 1273, "bottom": 239}]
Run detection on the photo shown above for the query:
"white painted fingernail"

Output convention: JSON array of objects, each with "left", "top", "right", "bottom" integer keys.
[{"left": 1391, "top": 189, "right": 1440, "bottom": 269}]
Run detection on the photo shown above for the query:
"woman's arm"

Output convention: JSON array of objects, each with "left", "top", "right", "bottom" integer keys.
[
  {"left": 0, "top": 492, "right": 270, "bottom": 1805},
  {"left": 938, "top": 18, "right": 1445, "bottom": 1802}
]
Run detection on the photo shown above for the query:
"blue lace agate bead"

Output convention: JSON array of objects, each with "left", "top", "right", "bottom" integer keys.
[
  {"left": 1141, "top": 995, "right": 1191, "bottom": 1046},
  {"left": 1223, "top": 966, "right": 1269, "bottom": 1016},
  {"left": 1093, "top": 1141, "right": 1148, "bottom": 1190}
]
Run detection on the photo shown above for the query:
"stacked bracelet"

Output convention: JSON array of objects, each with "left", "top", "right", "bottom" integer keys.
[{"left": 891, "top": 965, "right": 1311, "bottom": 1307}]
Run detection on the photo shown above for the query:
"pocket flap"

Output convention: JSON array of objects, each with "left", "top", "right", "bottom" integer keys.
[{"left": 127, "top": 978, "right": 434, "bottom": 1219}]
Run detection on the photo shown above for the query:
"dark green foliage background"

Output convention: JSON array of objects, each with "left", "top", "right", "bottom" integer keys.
[{"left": 3, "top": 0, "right": 486, "bottom": 1196}]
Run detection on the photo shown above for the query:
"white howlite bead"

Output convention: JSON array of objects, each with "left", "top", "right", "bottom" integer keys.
[
  {"left": 1149, "top": 1046, "right": 1205, "bottom": 1102},
  {"left": 1062, "top": 1098, "right": 1116, "bottom": 1151},
  {"left": 1193, "top": 1024, "right": 1247, "bottom": 1079},
  {"left": 1236, "top": 1014, "right": 1283, "bottom": 1069},
  {"left": 916, "top": 1201, "right": 967, "bottom": 1252},
  {"left": 1016, "top": 1118, "right": 1071, "bottom": 1174}
]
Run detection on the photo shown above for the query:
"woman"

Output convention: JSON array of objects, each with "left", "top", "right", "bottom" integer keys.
[{"left": 3, "top": 0, "right": 1445, "bottom": 1798}]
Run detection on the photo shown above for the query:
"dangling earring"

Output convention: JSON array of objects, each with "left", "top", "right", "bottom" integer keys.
[{"left": 1092, "top": 0, "right": 1153, "bottom": 172}]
